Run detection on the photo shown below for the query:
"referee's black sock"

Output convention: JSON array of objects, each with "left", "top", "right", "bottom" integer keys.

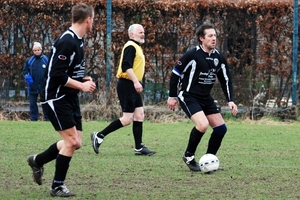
[
  {"left": 133, "top": 121, "right": 143, "bottom": 149},
  {"left": 185, "top": 127, "right": 205, "bottom": 156},
  {"left": 51, "top": 154, "right": 71, "bottom": 189},
  {"left": 97, "top": 119, "right": 123, "bottom": 138},
  {"left": 35, "top": 142, "right": 59, "bottom": 167}
]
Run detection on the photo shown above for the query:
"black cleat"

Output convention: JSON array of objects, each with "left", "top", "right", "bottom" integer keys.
[
  {"left": 134, "top": 145, "right": 156, "bottom": 156},
  {"left": 27, "top": 155, "right": 44, "bottom": 185},
  {"left": 182, "top": 155, "right": 201, "bottom": 171},
  {"left": 50, "top": 185, "right": 76, "bottom": 197}
]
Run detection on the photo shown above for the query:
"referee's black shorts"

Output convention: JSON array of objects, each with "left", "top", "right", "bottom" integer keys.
[
  {"left": 117, "top": 78, "right": 143, "bottom": 113},
  {"left": 178, "top": 91, "right": 220, "bottom": 118},
  {"left": 42, "top": 94, "right": 82, "bottom": 131}
]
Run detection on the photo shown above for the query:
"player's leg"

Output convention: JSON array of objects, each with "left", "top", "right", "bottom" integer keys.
[
  {"left": 91, "top": 78, "right": 135, "bottom": 154},
  {"left": 206, "top": 113, "right": 227, "bottom": 155},
  {"left": 133, "top": 106, "right": 156, "bottom": 156},
  {"left": 178, "top": 94, "right": 208, "bottom": 171},
  {"left": 49, "top": 127, "right": 78, "bottom": 197},
  {"left": 27, "top": 103, "right": 65, "bottom": 185}
]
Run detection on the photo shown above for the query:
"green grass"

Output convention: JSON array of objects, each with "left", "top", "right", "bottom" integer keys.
[{"left": 0, "top": 119, "right": 299, "bottom": 200}]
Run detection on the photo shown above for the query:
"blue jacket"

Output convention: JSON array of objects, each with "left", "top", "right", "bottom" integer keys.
[{"left": 23, "top": 54, "right": 48, "bottom": 95}]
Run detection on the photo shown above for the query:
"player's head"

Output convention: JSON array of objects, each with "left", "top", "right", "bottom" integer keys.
[
  {"left": 32, "top": 42, "right": 42, "bottom": 56},
  {"left": 71, "top": 3, "right": 94, "bottom": 32},
  {"left": 128, "top": 24, "right": 145, "bottom": 44},
  {"left": 196, "top": 23, "right": 217, "bottom": 51}
]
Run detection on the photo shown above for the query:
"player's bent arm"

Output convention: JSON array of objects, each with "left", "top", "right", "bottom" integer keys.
[
  {"left": 126, "top": 68, "right": 143, "bottom": 93},
  {"left": 126, "top": 68, "right": 140, "bottom": 83},
  {"left": 65, "top": 78, "right": 95, "bottom": 92}
]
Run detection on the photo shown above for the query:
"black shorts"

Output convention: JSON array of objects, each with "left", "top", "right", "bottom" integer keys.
[
  {"left": 178, "top": 91, "right": 220, "bottom": 118},
  {"left": 117, "top": 78, "right": 143, "bottom": 112},
  {"left": 42, "top": 95, "right": 82, "bottom": 131}
]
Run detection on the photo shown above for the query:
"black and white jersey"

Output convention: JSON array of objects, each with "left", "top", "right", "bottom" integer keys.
[
  {"left": 42, "top": 28, "right": 85, "bottom": 101},
  {"left": 169, "top": 45, "right": 234, "bottom": 102}
]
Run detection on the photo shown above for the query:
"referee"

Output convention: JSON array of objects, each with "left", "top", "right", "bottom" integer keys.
[
  {"left": 167, "top": 23, "right": 238, "bottom": 171},
  {"left": 91, "top": 24, "right": 156, "bottom": 156}
]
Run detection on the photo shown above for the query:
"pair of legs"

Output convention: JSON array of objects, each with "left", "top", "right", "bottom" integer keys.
[
  {"left": 28, "top": 95, "right": 81, "bottom": 196},
  {"left": 189, "top": 111, "right": 226, "bottom": 155},
  {"left": 94, "top": 106, "right": 145, "bottom": 149},
  {"left": 29, "top": 93, "right": 48, "bottom": 121},
  {"left": 178, "top": 92, "right": 227, "bottom": 171},
  {"left": 182, "top": 111, "right": 227, "bottom": 171},
  {"left": 91, "top": 78, "right": 155, "bottom": 155}
]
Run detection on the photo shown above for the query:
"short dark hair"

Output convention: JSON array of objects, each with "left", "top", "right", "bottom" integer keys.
[
  {"left": 72, "top": 3, "right": 94, "bottom": 24},
  {"left": 195, "top": 23, "right": 215, "bottom": 44}
]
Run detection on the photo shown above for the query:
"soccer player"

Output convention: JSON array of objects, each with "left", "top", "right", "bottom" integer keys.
[
  {"left": 167, "top": 23, "right": 238, "bottom": 171},
  {"left": 27, "top": 3, "right": 96, "bottom": 197},
  {"left": 90, "top": 24, "right": 156, "bottom": 156}
]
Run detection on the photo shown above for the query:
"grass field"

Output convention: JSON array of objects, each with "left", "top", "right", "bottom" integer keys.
[{"left": 0, "top": 119, "right": 299, "bottom": 200}]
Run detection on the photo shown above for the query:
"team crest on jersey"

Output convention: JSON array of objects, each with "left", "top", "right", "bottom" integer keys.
[
  {"left": 214, "top": 58, "right": 219, "bottom": 66},
  {"left": 58, "top": 55, "right": 67, "bottom": 60},
  {"left": 177, "top": 60, "right": 182, "bottom": 65}
]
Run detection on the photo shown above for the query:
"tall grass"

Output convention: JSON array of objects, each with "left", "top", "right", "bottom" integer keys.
[{"left": 0, "top": 119, "right": 299, "bottom": 200}]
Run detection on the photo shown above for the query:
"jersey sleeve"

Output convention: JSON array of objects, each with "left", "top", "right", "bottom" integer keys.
[
  {"left": 49, "top": 35, "right": 74, "bottom": 86},
  {"left": 121, "top": 45, "right": 136, "bottom": 72},
  {"left": 168, "top": 50, "right": 193, "bottom": 97},
  {"left": 217, "top": 55, "right": 234, "bottom": 102}
]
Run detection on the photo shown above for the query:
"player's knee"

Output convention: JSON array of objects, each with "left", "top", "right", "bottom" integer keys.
[
  {"left": 68, "top": 138, "right": 81, "bottom": 150},
  {"left": 120, "top": 117, "right": 133, "bottom": 126},
  {"left": 213, "top": 124, "right": 227, "bottom": 136},
  {"left": 195, "top": 121, "right": 209, "bottom": 133},
  {"left": 75, "top": 142, "right": 82, "bottom": 150},
  {"left": 134, "top": 112, "right": 144, "bottom": 121}
]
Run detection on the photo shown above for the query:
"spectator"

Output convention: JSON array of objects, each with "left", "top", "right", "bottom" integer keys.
[{"left": 23, "top": 42, "right": 48, "bottom": 121}]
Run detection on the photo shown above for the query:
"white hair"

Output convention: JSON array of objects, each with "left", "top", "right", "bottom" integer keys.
[
  {"left": 32, "top": 42, "right": 42, "bottom": 50},
  {"left": 128, "top": 24, "right": 143, "bottom": 38}
]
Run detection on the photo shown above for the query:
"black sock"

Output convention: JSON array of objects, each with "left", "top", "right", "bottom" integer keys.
[
  {"left": 206, "top": 124, "right": 227, "bottom": 155},
  {"left": 185, "top": 127, "right": 205, "bottom": 156},
  {"left": 133, "top": 121, "right": 143, "bottom": 149},
  {"left": 35, "top": 142, "right": 59, "bottom": 167},
  {"left": 51, "top": 154, "right": 71, "bottom": 189},
  {"left": 206, "top": 132, "right": 225, "bottom": 155},
  {"left": 97, "top": 119, "right": 123, "bottom": 138}
]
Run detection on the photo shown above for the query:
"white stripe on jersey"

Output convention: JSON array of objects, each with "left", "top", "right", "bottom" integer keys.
[
  {"left": 172, "top": 59, "right": 197, "bottom": 92},
  {"left": 185, "top": 60, "right": 196, "bottom": 92},
  {"left": 60, "top": 30, "right": 74, "bottom": 39},
  {"left": 44, "top": 46, "right": 56, "bottom": 101},
  {"left": 47, "top": 99, "right": 62, "bottom": 130},
  {"left": 220, "top": 63, "right": 230, "bottom": 101}
]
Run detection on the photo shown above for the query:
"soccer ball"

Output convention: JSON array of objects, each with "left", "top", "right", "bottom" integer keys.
[{"left": 199, "top": 153, "right": 220, "bottom": 173}]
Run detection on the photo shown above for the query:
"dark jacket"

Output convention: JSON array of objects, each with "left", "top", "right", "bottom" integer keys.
[{"left": 23, "top": 54, "right": 48, "bottom": 94}]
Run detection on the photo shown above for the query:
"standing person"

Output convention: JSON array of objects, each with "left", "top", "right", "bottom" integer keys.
[
  {"left": 167, "top": 23, "right": 238, "bottom": 172},
  {"left": 27, "top": 3, "right": 95, "bottom": 197},
  {"left": 90, "top": 24, "right": 156, "bottom": 156},
  {"left": 23, "top": 42, "right": 49, "bottom": 121}
]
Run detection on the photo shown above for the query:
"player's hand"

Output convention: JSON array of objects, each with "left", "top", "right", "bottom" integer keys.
[
  {"left": 134, "top": 81, "right": 143, "bottom": 93},
  {"left": 81, "top": 80, "right": 96, "bottom": 92},
  {"left": 167, "top": 97, "right": 178, "bottom": 111},
  {"left": 228, "top": 102, "right": 238, "bottom": 116}
]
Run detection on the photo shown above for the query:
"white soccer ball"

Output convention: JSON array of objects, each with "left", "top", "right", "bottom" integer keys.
[{"left": 199, "top": 153, "right": 220, "bottom": 173}]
